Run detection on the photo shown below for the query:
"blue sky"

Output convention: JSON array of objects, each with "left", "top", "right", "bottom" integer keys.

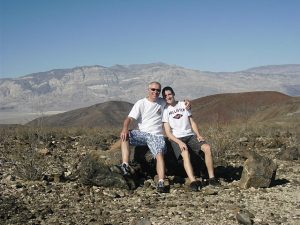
[{"left": 1, "top": 0, "right": 299, "bottom": 78}]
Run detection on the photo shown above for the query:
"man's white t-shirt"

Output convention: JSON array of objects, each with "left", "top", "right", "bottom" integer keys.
[
  {"left": 128, "top": 97, "right": 166, "bottom": 136},
  {"left": 162, "top": 101, "right": 194, "bottom": 138}
]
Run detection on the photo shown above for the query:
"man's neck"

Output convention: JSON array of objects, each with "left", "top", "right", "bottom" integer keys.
[{"left": 147, "top": 96, "right": 158, "bottom": 102}]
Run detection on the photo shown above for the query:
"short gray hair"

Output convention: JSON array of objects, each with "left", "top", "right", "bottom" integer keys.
[{"left": 148, "top": 81, "right": 161, "bottom": 88}]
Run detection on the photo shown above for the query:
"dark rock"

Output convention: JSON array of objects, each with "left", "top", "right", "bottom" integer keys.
[
  {"left": 239, "top": 150, "right": 277, "bottom": 188},
  {"left": 133, "top": 139, "right": 207, "bottom": 178},
  {"left": 276, "top": 146, "right": 299, "bottom": 160},
  {"left": 78, "top": 152, "right": 130, "bottom": 189}
]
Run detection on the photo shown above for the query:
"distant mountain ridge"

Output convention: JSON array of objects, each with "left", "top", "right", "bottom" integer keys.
[
  {"left": 0, "top": 63, "right": 299, "bottom": 124},
  {"left": 243, "top": 64, "right": 300, "bottom": 75}
]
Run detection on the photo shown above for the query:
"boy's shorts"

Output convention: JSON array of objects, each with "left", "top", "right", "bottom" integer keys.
[
  {"left": 170, "top": 135, "right": 207, "bottom": 159},
  {"left": 129, "top": 130, "right": 167, "bottom": 158}
]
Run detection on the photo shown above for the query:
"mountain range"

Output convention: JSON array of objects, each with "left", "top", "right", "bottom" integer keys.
[{"left": 0, "top": 63, "right": 299, "bottom": 124}]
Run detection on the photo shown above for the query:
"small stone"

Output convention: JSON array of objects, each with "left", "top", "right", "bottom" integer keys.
[
  {"left": 203, "top": 188, "right": 218, "bottom": 195},
  {"left": 133, "top": 218, "right": 152, "bottom": 225},
  {"left": 236, "top": 210, "right": 254, "bottom": 225}
]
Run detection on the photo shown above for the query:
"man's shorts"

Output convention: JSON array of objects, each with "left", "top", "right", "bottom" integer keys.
[
  {"left": 129, "top": 130, "right": 167, "bottom": 158},
  {"left": 170, "top": 135, "right": 207, "bottom": 159}
]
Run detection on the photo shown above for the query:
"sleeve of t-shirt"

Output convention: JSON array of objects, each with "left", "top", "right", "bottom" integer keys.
[
  {"left": 128, "top": 100, "right": 141, "bottom": 120},
  {"left": 187, "top": 109, "right": 192, "bottom": 117},
  {"left": 162, "top": 108, "right": 169, "bottom": 123}
]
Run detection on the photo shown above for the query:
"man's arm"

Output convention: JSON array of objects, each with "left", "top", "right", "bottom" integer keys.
[
  {"left": 184, "top": 99, "right": 191, "bottom": 110},
  {"left": 163, "top": 122, "right": 188, "bottom": 152},
  {"left": 189, "top": 116, "right": 205, "bottom": 142},
  {"left": 120, "top": 117, "right": 133, "bottom": 141}
]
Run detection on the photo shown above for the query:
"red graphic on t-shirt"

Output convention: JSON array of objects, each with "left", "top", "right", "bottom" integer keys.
[{"left": 173, "top": 114, "right": 183, "bottom": 119}]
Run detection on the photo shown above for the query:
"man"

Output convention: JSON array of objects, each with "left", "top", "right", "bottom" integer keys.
[
  {"left": 120, "top": 81, "right": 169, "bottom": 193},
  {"left": 162, "top": 86, "right": 220, "bottom": 191}
]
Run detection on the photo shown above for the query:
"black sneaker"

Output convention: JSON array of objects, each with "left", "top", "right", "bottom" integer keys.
[
  {"left": 120, "top": 163, "right": 131, "bottom": 176},
  {"left": 189, "top": 180, "right": 202, "bottom": 191},
  {"left": 157, "top": 180, "right": 169, "bottom": 193},
  {"left": 208, "top": 177, "right": 221, "bottom": 186}
]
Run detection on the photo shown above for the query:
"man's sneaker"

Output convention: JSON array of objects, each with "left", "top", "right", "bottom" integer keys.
[
  {"left": 208, "top": 177, "right": 221, "bottom": 186},
  {"left": 157, "top": 180, "right": 169, "bottom": 193},
  {"left": 120, "top": 163, "right": 131, "bottom": 176},
  {"left": 189, "top": 180, "right": 202, "bottom": 192}
]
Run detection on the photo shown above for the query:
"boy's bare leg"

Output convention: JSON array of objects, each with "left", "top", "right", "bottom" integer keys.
[
  {"left": 181, "top": 150, "right": 196, "bottom": 182},
  {"left": 201, "top": 144, "right": 215, "bottom": 178}
]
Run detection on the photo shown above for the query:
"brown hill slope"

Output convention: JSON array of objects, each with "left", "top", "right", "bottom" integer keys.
[
  {"left": 27, "top": 92, "right": 299, "bottom": 128},
  {"left": 27, "top": 101, "right": 133, "bottom": 128},
  {"left": 190, "top": 91, "right": 299, "bottom": 125}
]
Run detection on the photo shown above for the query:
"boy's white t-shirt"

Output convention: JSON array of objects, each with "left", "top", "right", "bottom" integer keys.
[
  {"left": 128, "top": 97, "right": 166, "bottom": 136},
  {"left": 162, "top": 101, "right": 194, "bottom": 138}
]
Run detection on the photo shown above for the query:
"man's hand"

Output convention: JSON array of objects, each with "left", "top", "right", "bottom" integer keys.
[
  {"left": 120, "top": 129, "right": 129, "bottom": 142},
  {"left": 184, "top": 99, "right": 191, "bottom": 110},
  {"left": 120, "top": 117, "right": 132, "bottom": 141}
]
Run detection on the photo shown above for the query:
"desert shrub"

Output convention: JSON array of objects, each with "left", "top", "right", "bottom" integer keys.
[
  {"left": 204, "top": 125, "right": 235, "bottom": 160},
  {"left": 11, "top": 147, "right": 47, "bottom": 181},
  {"left": 202, "top": 123, "right": 298, "bottom": 161},
  {"left": 75, "top": 127, "right": 119, "bottom": 149}
]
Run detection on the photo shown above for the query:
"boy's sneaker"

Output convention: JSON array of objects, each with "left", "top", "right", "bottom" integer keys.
[
  {"left": 157, "top": 180, "right": 169, "bottom": 193},
  {"left": 208, "top": 177, "right": 221, "bottom": 186},
  {"left": 120, "top": 163, "right": 131, "bottom": 176},
  {"left": 189, "top": 180, "right": 202, "bottom": 192}
]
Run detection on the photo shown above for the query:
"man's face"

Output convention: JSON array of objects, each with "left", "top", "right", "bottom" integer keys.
[
  {"left": 163, "top": 90, "right": 174, "bottom": 104},
  {"left": 148, "top": 83, "right": 161, "bottom": 100}
]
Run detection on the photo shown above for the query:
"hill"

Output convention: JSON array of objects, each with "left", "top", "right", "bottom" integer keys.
[
  {"left": 191, "top": 91, "right": 299, "bottom": 125},
  {"left": 26, "top": 91, "right": 300, "bottom": 128},
  {"left": 27, "top": 101, "right": 133, "bottom": 128}
]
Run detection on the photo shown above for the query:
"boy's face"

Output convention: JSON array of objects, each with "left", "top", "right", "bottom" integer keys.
[{"left": 163, "top": 90, "right": 174, "bottom": 104}]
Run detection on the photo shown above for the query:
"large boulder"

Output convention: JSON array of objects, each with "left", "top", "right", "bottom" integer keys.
[
  {"left": 133, "top": 139, "right": 207, "bottom": 178},
  {"left": 239, "top": 150, "right": 277, "bottom": 188}
]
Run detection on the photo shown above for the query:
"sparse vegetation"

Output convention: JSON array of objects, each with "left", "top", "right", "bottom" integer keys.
[
  {"left": 13, "top": 147, "right": 46, "bottom": 181},
  {"left": 0, "top": 121, "right": 299, "bottom": 224},
  {"left": 1, "top": 122, "right": 298, "bottom": 182}
]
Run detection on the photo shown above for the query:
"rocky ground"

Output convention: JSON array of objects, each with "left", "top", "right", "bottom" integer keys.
[{"left": 0, "top": 126, "right": 299, "bottom": 225}]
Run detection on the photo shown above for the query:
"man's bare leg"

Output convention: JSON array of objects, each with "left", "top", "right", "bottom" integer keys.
[
  {"left": 121, "top": 140, "right": 130, "bottom": 164},
  {"left": 155, "top": 152, "right": 165, "bottom": 180}
]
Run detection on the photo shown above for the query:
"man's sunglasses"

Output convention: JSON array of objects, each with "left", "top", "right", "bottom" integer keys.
[{"left": 149, "top": 88, "right": 161, "bottom": 92}]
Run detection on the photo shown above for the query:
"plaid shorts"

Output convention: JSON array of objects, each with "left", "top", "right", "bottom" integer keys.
[{"left": 129, "top": 130, "right": 167, "bottom": 158}]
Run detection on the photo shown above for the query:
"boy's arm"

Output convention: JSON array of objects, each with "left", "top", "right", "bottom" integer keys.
[
  {"left": 189, "top": 116, "right": 205, "bottom": 141},
  {"left": 163, "top": 122, "right": 188, "bottom": 151}
]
